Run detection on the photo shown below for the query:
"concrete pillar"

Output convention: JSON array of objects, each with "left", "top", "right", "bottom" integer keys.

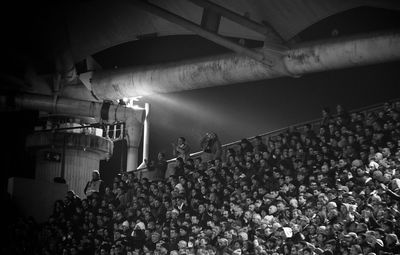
[
  {"left": 126, "top": 146, "right": 139, "bottom": 172},
  {"left": 125, "top": 114, "right": 144, "bottom": 172}
]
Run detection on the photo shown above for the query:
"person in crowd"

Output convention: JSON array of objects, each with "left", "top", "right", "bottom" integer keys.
[
  {"left": 238, "top": 138, "right": 254, "bottom": 157},
  {"left": 173, "top": 157, "right": 185, "bottom": 177},
  {"left": 172, "top": 137, "right": 190, "bottom": 162},
  {"left": 200, "top": 132, "right": 222, "bottom": 162},
  {"left": 147, "top": 152, "right": 168, "bottom": 180},
  {"left": 321, "top": 106, "right": 333, "bottom": 126},
  {"left": 254, "top": 135, "right": 268, "bottom": 154},
  {"left": 84, "top": 169, "right": 105, "bottom": 198}
]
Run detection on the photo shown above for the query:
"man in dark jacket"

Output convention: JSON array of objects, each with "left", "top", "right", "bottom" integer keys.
[{"left": 84, "top": 170, "right": 105, "bottom": 199}]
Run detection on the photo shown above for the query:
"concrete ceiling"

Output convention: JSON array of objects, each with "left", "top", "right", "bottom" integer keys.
[{"left": 65, "top": 0, "right": 400, "bottom": 61}]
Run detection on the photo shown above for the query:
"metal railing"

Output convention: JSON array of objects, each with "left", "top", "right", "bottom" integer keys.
[
  {"left": 134, "top": 98, "right": 399, "bottom": 179},
  {"left": 34, "top": 122, "right": 126, "bottom": 142}
]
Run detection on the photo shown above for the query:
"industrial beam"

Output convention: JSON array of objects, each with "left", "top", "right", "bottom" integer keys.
[
  {"left": 187, "top": 0, "right": 283, "bottom": 43},
  {"left": 132, "top": 0, "right": 275, "bottom": 66},
  {"left": 201, "top": 7, "right": 221, "bottom": 33},
  {"left": 85, "top": 30, "right": 400, "bottom": 100}
]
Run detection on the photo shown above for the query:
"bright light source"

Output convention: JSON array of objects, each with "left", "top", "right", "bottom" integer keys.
[
  {"left": 131, "top": 104, "right": 145, "bottom": 110},
  {"left": 119, "top": 96, "right": 145, "bottom": 109},
  {"left": 131, "top": 96, "right": 143, "bottom": 101}
]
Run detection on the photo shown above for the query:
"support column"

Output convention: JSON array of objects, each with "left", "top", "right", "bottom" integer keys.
[
  {"left": 125, "top": 114, "right": 144, "bottom": 172},
  {"left": 126, "top": 146, "right": 139, "bottom": 172}
]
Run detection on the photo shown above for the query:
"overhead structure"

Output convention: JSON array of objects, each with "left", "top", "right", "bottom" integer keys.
[
  {"left": 60, "top": 0, "right": 400, "bottom": 61},
  {"left": 131, "top": 0, "right": 278, "bottom": 66},
  {"left": 187, "top": 0, "right": 283, "bottom": 41}
]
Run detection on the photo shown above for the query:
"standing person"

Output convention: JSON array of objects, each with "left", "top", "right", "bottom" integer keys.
[
  {"left": 174, "top": 157, "right": 185, "bottom": 177},
  {"left": 321, "top": 107, "right": 332, "bottom": 126},
  {"left": 148, "top": 152, "right": 168, "bottom": 180},
  {"left": 84, "top": 170, "right": 105, "bottom": 199},
  {"left": 200, "top": 132, "right": 222, "bottom": 162},
  {"left": 238, "top": 138, "right": 253, "bottom": 156},
  {"left": 254, "top": 135, "right": 268, "bottom": 153},
  {"left": 172, "top": 137, "right": 191, "bottom": 162}
]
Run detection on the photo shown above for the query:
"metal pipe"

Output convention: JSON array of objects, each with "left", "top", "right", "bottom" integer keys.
[
  {"left": 113, "top": 124, "right": 117, "bottom": 140},
  {"left": 137, "top": 103, "right": 150, "bottom": 170},
  {"left": 132, "top": 0, "right": 270, "bottom": 65},
  {"left": 89, "top": 30, "right": 400, "bottom": 100},
  {"left": 284, "top": 31, "right": 400, "bottom": 73},
  {"left": 106, "top": 125, "right": 110, "bottom": 139},
  {"left": 11, "top": 93, "right": 144, "bottom": 124}
]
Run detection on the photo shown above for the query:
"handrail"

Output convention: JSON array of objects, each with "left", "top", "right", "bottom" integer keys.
[
  {"left": 135, "top": 97, "right": 398, "bottom": 179},
  {"left": 221, "top": 98, "right": 398, "bottom": 149}
]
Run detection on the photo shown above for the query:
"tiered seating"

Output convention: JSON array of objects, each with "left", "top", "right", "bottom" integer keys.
[{"left": 6, "top": 100, "right": 400, "bottom": 255}]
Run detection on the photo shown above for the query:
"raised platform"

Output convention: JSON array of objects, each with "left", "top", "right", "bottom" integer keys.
[
  {"left": 26, "top": 132, "right": 113, "bottom": 158},
  {"left": 26, "top": 132, "right": 114, "bottom": 198}
]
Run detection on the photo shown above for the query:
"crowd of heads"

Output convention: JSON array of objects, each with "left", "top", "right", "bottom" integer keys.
[{"left": 6, "top": 100, "right": 400, "bottom": 255}]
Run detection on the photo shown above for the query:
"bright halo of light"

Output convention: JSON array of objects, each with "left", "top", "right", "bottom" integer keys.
[
  {"left": 119, "top": 96, "right": 145, "bottom": 109},
  {"left": 131, "top": 104, "right": 145, "bottom": 110},
  {"left": 131, "top": 96, "right": 142, "bottom": 101}
]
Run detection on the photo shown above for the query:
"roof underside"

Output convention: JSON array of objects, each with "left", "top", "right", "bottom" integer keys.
[{"left": 66, "top": 0, "right": 400, "bottom": 61}]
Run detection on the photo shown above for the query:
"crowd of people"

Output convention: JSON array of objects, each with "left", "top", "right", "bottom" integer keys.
[{"left": 5, "top": 100, "right": 400, "bottom": 255}]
